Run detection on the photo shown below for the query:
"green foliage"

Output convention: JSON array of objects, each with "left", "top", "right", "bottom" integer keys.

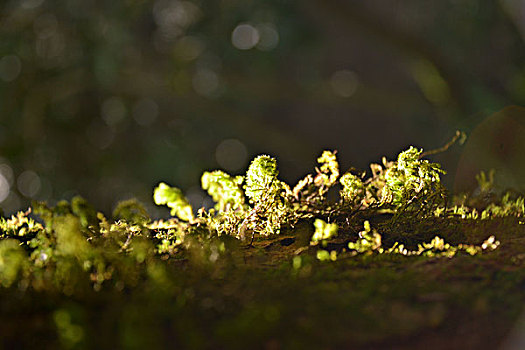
[
  {"left": 71, "top": 196, "right": 98, "bottom": 229},
  {"left": 245, "top": 155, "right": 287, "bottom": 204},
  {"left": 316, "top": 249, "right": 338, "bottom": 261},
  {"left": 293, "top": 150, "right": 340, "bottom": 207},
  {"left": 0, "top": 239, "right": 29, "bottom": 287},
  {"left": 240, "top": 155, "right": 294, "bottom": 236},
  {"left": 338, "top": 147, "right": 447, "bottom": 215},
  {"left": 201, "top": 171, "right": 246, "bottom": 212},
  {"left": 476, "top": 169, "right": 496, "bottom": 194},
  {"left": 113, "top": 198, "right": 151, "bottom": 224},
  {"left": 382, "top": 146, "right": 446, "bottom": 212},
  {"left": 315, "top": 150, "right": 340, "bottom": 188},
  {"left": 340, "top": 172, "right": 365, "bottom": 204},
  {"left": 482, "top": 193, "right": 525, "bottom": 218},
  {"left": 311, "top": 219, "right": 338, "bottom": 244},
  {"left": 153, "top": 182, "right": 194, "bottom": 222},
  {"left": 347, "top": 220, "right": 383, "bottom": 254},
  {"left": 0, "top": 209, "right": 43, "bottom": 238},
  {"left": 0, "top": 198, "right": 165, "bottom": 294},
  {"left": 53, "top": 215, "right": 90, "bottom": 258},
  {"left": 347, "top": 221, "right": 499, "bottom": 258}
]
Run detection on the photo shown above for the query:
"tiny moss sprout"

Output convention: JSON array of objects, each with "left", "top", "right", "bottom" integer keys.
[
  {"left": 153, "top": 182, "right": 194, "bottom": 222},
  {"left": 315, "top": 150, "right": 340, "bottom": 188},
  {"left": 201, "top": 170, "right": 245, "bottom": 212},
  {"left": 346, "top": 220, "right": 500, "bottom": 258},
  {"left": 347, "top": 220, "right": 383, "bottom": 254},
  {"left": 476, "top": 169, "right": 496, "bottom": 194},
  {"left": 382, "top": 146, "right": 446, "bottom": 213},
  {"left": 244, "top": 155, "right": 286, "bottom": 204},
  {"left": 316, "top": 249, "right": 337, "bottom": 261},
  {"left": 238, "top": 154, "right": 294, "bottom": 238},
  {"left": 340, "top": 172, "right": 365, "bottom": 205},
  {"left": 311, "top": 219, "right": 338, "bottom": 244}
]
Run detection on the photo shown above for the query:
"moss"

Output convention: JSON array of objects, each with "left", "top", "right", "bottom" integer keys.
[
  {"left": 0, "top": 144, "right": 523, "bottom": 349},
  {"left": 153, "top": 182, "right": 194, "bottom": 222}
]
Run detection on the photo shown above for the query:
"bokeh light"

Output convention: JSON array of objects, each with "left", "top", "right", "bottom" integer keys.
[
  {"left": 231, "top": 24, "right": 260, "bottom": 50},
  {"left": 0, "top": 55, "right": 22, "bottom": 82},
  {"left": 173, "top": 36, "right": 205, "bottom": 61},
  {"left": 192, "top": 69, "right": 219, "bottom": 97},
  {"left": 0, "top": 163, "right": 14, "bottom": 187},
  {"left": 21, "top": 0, "right": 44, "bottom": 9},
  {"left": 0, "top": 173, "right": 10, "bottom": 203},
  {"left": 101, "top": 97, "right": 126, "bottom": 127},
  {"left": 17, "top": 170, "right": 41, "bottom": 198},
  {"left": 153, "top": 0, "right": 201, "bottom": 30},
  {"left": 215, "top": 139, "right": 248, "bottom": 172},
  {"left": 1, "top": 193, "right": 21, "bottom": 215},
  {"left": 86, "top": 122, "right": 114, "bottom": 150},
  {"left": 133, "top": 98, "right": 159, "bottom": 126},
  {"left": 330, "top": 70, "right": 359, "bottom": 98},
  {"left": 256, "top": 23, "right": 279, "bottom": 51},
  {"left": 411, "top": 60, "right": 450, "bottom": 106}
]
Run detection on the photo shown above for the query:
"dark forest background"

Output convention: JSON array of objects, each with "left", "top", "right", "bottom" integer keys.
[{"left": 1, "top": 0, "right": 525, "bottom": 216}]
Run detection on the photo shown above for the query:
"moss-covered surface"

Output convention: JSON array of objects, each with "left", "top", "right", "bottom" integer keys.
[
  {"left": 1, "top": 215, "right": 523, "bottom": 349},
  {"left": 1, "top": 145, "right": 524, "bottom": 349}
]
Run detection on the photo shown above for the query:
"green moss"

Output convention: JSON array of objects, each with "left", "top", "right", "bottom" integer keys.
[
  {"left": 153, "top": 182, "right": 194, "bottom": 222},
  {"left": 0, "top": 239, "right": 29, "bottom": 287},
  {"left": 201, "top": 170, "right": 245, "bottom": 212},
  {"left": 311, "top": 219, "right": 338, "bottom": 243},
  {"left": 382, "top": 146, "right": 446, "bottom": 212},
  {"left": 0, "top": 143, "right": 524, "bottom": 349}
]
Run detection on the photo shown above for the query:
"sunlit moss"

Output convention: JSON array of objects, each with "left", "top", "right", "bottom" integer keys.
[
  {"left": 315, "top": 150, "right": 340, "bottom": 188},
  {"left": 0, "top": 209, "right": 43, "bottom": 238},
  {"left": 245, "top": 155, "right": 282, "bottom": 204},
  {"left": 347, "top": 220, "right": 382, "bottom": 254},
  {"left": 311, "top": 219, "right": 338, "bottom": 244},
  {"left": 0, "top": 239, "right": 29, "bottom": 288},
  {"left": 153, "top": 182, "right": 194, "bottom": 222},
  {"left": 293, "top": 150, "right": 340, "bottom": 208},
  {"left": 316, "top": 249, "right": 337, "bottom": 261},
  {"left": 476, "top": 169, "right": 496, "bottom": 194},
  {"left": 113, "top": 199, "right": 151, "bottom": 224},
  {"left": 241, "top": 155, "right": 294, "bottom": 236},
  {"left": 345, "top": 220, "right": 499, "bottom": 258},
  {"left": 201, "top": 170, "right": 246, "bottom": 212},
  {"left": 340, "top": 172, "right": 365, "bottom": 204},
  {"left": 382, "top": 146, "right": 446, "bottom": 213},
  {"left": 0, "top": 146, "right": 515, "bottom": 296},
  {"left": 0, "top": 144, "right": 522, "bottom": 349},
  {"left": 482, "top": 193, "right": 524, "bottom": 218}
]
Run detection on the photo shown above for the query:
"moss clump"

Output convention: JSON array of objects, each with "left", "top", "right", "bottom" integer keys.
[
  {"left": 153, "top": 182, "right": 194, "bottom": 222},
  {"left": 201, "top": 170, "right": 245, "bottom": 212}
]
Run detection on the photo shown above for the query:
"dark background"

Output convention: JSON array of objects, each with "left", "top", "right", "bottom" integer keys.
[{"left": 1, "top": 0, "right": 524, "bottom": 216}]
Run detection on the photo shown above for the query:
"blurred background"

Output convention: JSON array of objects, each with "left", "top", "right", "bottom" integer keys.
[{"left": 1, "top": 0, "right": 525, "bottom": 216}]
